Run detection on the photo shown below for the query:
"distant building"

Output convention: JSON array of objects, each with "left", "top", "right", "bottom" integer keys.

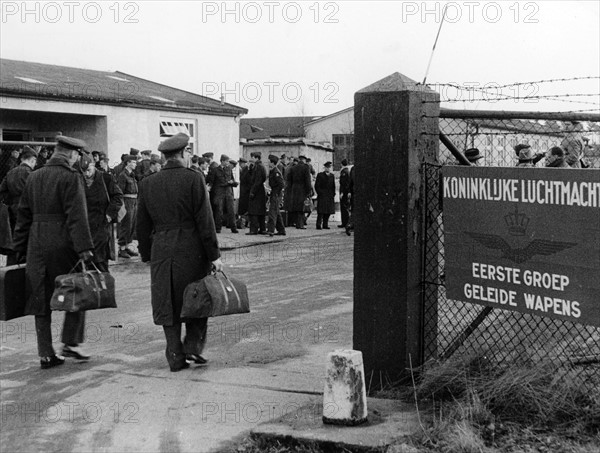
[{"left": 0, "top": 58, "right": 247, "bottom": 165}]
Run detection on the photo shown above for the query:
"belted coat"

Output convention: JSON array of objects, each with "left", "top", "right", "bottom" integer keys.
[
  {"left": 136, "top": 160, "right": 220, "bottom": 326},
  {"left": 315, "top": 171, "right": 336, "bottom": 214},
  {"left": 286, "top": 162, "right": 312, "bottom": 212},
  {"left": 0, "top": 163, "right": 33, "bottom": 229},
  {"left": 13, "top": 156, "right": 94, "bottom": 316},
  {"left": 247, "top": 161, "right": 267, "bottom": 216}
]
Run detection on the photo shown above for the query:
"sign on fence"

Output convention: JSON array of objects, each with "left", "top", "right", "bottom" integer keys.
[{"left": 443, "top": 166, "right": 600, "bottom": 327}]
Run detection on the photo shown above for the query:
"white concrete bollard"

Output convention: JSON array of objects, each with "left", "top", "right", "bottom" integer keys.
[{"left": 323, "top": 349, "right": 368, "bottom": 426}]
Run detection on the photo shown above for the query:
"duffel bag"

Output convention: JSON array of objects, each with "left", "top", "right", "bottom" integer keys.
[
  {"left": 181, "top": 270, "right": 249, "bottom": 318},
  {"left": 0, "top": 263, "right": 27, "bottom": 321},
  {"left": 50, "top": 260, "right": 117, "bottom": 312}
]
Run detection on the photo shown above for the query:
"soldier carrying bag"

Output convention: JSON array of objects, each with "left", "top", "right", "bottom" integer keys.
[
  {"left": 50, "top": 259, "right": 117, "bottom": 312},
  {"left": 181, "top": 270, "right": 249, "bottom": 318}
]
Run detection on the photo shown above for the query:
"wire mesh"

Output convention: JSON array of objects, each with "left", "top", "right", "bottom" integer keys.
[{"left": 422, "top": 113, "right": 600, "bottom": 390}]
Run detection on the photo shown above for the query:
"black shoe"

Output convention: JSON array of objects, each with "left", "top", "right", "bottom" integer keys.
[
  {"left": 338, "top": 225, "right": 346, "bottom": 228},
  {"left": 323, "top": 226, "right": 330, "bottom": 230},
  {"left": 166, "top": 350, "right": 190, "bottom": 372},
  {"left": 245, "top": 232, "right": 258, "bottom": 236},
  {"left": 216, "top": 229, "right": 221, "bottom": 233},
  {"left": 316, "top": 226, "right": 322, "bottom": 230},
  {"left": 118, "top": 250, "right": 130, "bottom": 259},
  {"left": 231, "top": 229, "right": 239, "bottom": 234},
  {"left": 296, "top": 226, "right": 306, "bottom": 230},
  {"left": 185, "top": 354, "right": 208, "bottom": 365},
  {"left": 258, "top": 231, "right": 267, "bottom": 235},
  {"left": 62, "top": 345, "right": 90, "bottom": 361},
  {"left": 268, "top": 232, "right": 274, "bottom": 237},
  {"left": 275, "top": 232, "right": 286, "bottom": 236},
  {"left": 40, "top": 355, "right": 65, "bottom": 369}
]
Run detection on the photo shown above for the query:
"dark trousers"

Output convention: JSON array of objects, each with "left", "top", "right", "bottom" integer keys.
[
  {"left": 118, "top": 197, "right": 137, "bottom": 247},
  {"left": 163, "top": 318, "right": 208, "bottom": 356},
  {"left": 316, "top": 214, "right": 330, "bottom": 229},
  {"left": 249, "top": 215, "right": 266, "bottom": 233},
  {"left": 340, "top": 193, "right": 350, "bottom": 227},
  {"left": 267, "top": 193, "right": 285, "bottom": 234},
  {"left": 293, "top": 212, "right": 305, "bottom": 228},
  {"left": 212, "top": 194, "right": 235, "bottom": 231},
  {"left": 35, "top": 312, "right": 85, "bottom": 357}
]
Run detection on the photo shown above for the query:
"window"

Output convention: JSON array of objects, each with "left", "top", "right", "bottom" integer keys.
[{"left": 159, "top": 118, "right": 196, "bottom": 153}]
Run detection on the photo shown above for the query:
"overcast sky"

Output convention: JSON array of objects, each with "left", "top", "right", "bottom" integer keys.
[{"left": 2, "top": 1, "right": 599, "bottom": 117}]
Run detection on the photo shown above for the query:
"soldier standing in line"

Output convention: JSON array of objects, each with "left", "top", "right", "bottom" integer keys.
[
  {"left": 13, "top": 135, "right": 95, "bottom": 368},
  {"left": 338, "top": 159, "right": 351, "bottom": 229},
  {"left": 237, "top": 157, "right": 251, "bottom": 229},
  {"left": 266, "top": 154, "right": 286, "bottom": 237},
  {"left": 136, "top": 132, "right": 223, "bottom": 372},
  {"left": 0, "top": 146, "right": 37, "bottom": 232},
  {"left": 135, "top": 150, "right": 152, "bottom": 181},
  {"left": 315, "top": 161, "right": 336, "bottom": 230},
  {"left": 246, "top": 151, "right": 267, "bottom": 235},
  {"left": 117, "top": 155, "right": 139, "bottom": 258},
  {"left": 287, "top": 155, "right": 312, "bottom": 229},
  {"left": 205, "top": 154, "right": 239, "bottom": 234}
]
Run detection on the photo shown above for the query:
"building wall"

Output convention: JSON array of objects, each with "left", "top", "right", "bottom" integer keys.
[
  {"left": 0, "top": 97, "right": 240, "bottom": 165},
  {"left": 304, "top": 109, "right": 354, "bottom": 143}
]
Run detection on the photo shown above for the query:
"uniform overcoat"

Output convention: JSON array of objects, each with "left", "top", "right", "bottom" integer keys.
[
  {"left": 315, "top": 171, "right": 336, "bottom": 214},
  {"left": 238, "top": 166, "right": 252, "bottom": 215},
  {"left": 136, "top": 160, "right": 220, "bottom": 326},
  {"left": 287, "top": 162, "right": 312, "bottom": 212},
  {"left": 13, "top": 156, "right": 94, "bottom": 316},
  {"left": 0, "top": 163, "right": 32, "bottom": 228},
  {"left": 247, "top": 162, "right": 267, "bottom": 216}
]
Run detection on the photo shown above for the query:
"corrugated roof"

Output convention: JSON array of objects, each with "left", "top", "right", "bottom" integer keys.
[
  {"left": 0, "top": 59, "right": 247, "bottom": 116},
  {"left": 240, "top": 116, "right": 321, "bottom": 140}
]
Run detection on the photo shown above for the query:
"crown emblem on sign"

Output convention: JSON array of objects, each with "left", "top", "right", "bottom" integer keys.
[{"left": 504, "top": 206, "right": 529, "bottom": 236}]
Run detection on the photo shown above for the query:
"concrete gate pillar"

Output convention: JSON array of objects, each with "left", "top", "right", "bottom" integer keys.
[{"left": 353, "top": 73, "right": 439, "bottom": 389}]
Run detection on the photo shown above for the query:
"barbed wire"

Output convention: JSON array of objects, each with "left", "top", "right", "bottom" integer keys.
[
  {"left": 428, "top": 76, "right": 600, "bottom": 90},
  {"left": 423, "top": 94, "right": 600, "bottom": 105}
]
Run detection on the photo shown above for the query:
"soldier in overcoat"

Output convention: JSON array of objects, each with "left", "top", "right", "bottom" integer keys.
[
  {"left": 287, "top": 155, "right": 312, "bottom": 229},
  {"left": 246, "top": 152, "right": 267, "bottom": 235},
  {"left": 13, "top": 136, "right": 95, "bottom": 369},
  {"left": 315, "top": 161, "right": 336, "bottom": 229},
  {"left": 136, "top": 133, "right": 223, "bottom": 372},
  {"left": 266, "top": 154, "right": 286, "bottom": 237},
  {"left": 205, "top": 154, "right": 238, "bottom": 233},
  {"left": 238, "top": 158, "right": 251, "bottom": 219}
]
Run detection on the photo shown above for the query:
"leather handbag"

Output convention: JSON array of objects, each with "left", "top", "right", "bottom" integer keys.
[
  {"left": 50, "top": 260, "right": 117, "bottom": 312},
  {"left": 0, "top": 264, "right": 27, "bottom": 321},
  {"left": 181, "top": 271, "right": 249, "bottom": 318}
]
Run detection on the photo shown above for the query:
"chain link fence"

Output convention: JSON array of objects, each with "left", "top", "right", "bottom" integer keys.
[{"left": 422, "top": 111, "right": 600, "bottom": 390}]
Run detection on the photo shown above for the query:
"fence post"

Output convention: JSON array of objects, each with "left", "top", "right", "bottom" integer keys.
[{"left": 353, "top": 73, "right": 439, "bottom": 388}]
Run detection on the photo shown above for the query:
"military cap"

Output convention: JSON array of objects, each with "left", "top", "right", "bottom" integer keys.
[
  {"left": 298, "top": 155, "right": 307, "bottom": 160},
  {"left": 55, "top": 135, "right": 87, "bottom": 151},
  {"left": 202, "top": 152, "right": 214, "bottom": 159},
  {"left": 124, "top": 155, "right": 137, "bottom": 163},
  {"left": 280, "top": 154, "right": 287, "bottom": 159},
  {"left": 21, "top": 146, "right": 37, "bottom": 160},
  {"left": 238, "top": 157, "right": 248, "bottom": 163},
  {"left": 191, "top": 155, "right": 201, "bottom": 164},
  {"left": 158, "top": 132, "right": 189, "bottom": 154},
  {"left": 150, "top": 154, "right": 162, "bottom": 164},
  {"left": 341, "top": 158, "right": 348, "bottom": 166},
  {"left": 141, "top": 149, "right": 152, "bottom": 156},
  {"left": 220, "top": 154, "right": 230, "bottom": 162},
  {"left": 91, "top": 150, "right": 101, "bottom": 157},
  {"left": 268, "top": 155, "right": 279, "bottom": 164},
  {"left": 324, "top": 161, "right": 332, "bottom": 168},
  {"left": 129, "top": 148, "right": 140, "bottom": 156},
  {"left": 549, "top": 146, "right": 565, "bottom": 157},
  {"left": 251, "top": 151, "right": 262, "bottom": 159},
  {"left": 229, "top": 159, "right": 238, "bottom": 167}
]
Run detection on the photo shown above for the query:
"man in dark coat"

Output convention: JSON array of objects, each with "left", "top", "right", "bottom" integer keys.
[
  {"left": 0, "top": 146, "right": 37, "bottom": 231},
  {"left": 246, "top": 152, "right": 267, "bottom": 235},
  {"left": 135, "top": 150, "right": 152, "bottom": 181},
  {"left": 13, "top": 135, "right": 95, "bottom": 369},
  {"left": 338, "top": 159, "right": 351, "bottom": 228},
  {"left": 315, "top": 161, "right": 336, "bottom": 229},
  {"left": 238, "top": 158, "right": 251, "bottom": 226},
  {"left": 287, "top": 155, "right": 312, "bottom": 229},
  {"left": 205, "top": 154, "right": 238, "bottom": 234},
  {"left": 266, "top": 155, "right": 286, "bottom": 237},
  {"left": 117, "top": 155, "right": 139, "bottom": 258},
  {"left": 136, "top": 132, "right": 223, "bottom": 372},
  {"left": 35, "top": 146, "right": 50, "bottom": 170},
  {"left": 80, "top": 154, "right": 123, "bottom": 271}
]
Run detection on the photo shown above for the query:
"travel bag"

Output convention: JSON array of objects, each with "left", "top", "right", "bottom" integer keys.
[
  {"left": 0, "top": 264, "right": 27, "bottom": 321},
  {"left": 181, "top": 271, "right": 249, "bottom": 318},
  {"left": 50, "top": 260, "right": 117, "bottom": 312}
]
